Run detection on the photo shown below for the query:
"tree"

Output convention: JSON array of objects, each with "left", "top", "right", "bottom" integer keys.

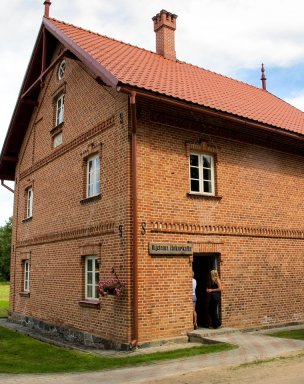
[{"left": 0, "top": 217, "right": 12, "bottom": 281}]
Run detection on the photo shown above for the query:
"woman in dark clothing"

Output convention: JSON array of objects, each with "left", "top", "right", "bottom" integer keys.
[{"left": 206, "top": 269, "right": 222, "bottom": 329}]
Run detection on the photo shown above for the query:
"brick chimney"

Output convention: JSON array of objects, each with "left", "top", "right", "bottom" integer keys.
[{"left": 152, "top": 10, "right": 178, "bottom": 60}]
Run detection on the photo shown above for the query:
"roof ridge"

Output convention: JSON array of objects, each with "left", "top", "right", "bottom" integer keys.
[
  {"left": 48, "top": 18, "right": 276, "bottom": 97},
  {"left": 48, "top": 17, "right": 160, "bottom": 57}
]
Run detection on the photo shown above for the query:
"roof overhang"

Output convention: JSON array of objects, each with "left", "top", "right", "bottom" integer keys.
[
  {"left": 0, "top": 18, "right": 120, "bottom": 181},
  {"left": 121, "top": 85, "right": 304, "bottom": 138}
]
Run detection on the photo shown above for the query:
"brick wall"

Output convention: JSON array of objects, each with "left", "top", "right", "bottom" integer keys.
[
  {"left": 9, "top": 48, "right": 304, "bottom": 346},
  {"left": 135, "top": 100, "right": 304, "bottom": 340},
  {"left": 10, "top": 46, "right": 132, "bottom": 344}
]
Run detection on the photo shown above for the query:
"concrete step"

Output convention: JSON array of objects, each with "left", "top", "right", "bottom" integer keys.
[{"left": 188, "top": 327, "right": 241, "bottom": 344}]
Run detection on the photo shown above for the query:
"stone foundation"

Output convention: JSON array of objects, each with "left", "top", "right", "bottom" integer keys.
[{"left": 8, "top": 313, "right": 130, "bottom": 351}]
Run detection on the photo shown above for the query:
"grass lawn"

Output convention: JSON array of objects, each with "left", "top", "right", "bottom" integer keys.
[
  {"left": 267, "top": 328, "right": 304, "bottom": 341},
  {"left": 0, "top": 282, "right": 9, "bottom": 318},
  {"left": 0, "top": 326, "right": 237, "bottom": 373}
]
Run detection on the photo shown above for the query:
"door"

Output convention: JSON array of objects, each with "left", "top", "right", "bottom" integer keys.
[{"left": 193, "top": 253, "right": 220, "bottom": 328}]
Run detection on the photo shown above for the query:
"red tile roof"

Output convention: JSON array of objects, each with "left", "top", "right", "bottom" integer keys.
[{"left": 45, "top": 18, "right": 304, "bottom": 136}]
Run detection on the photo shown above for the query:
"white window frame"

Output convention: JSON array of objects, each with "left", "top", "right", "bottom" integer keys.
[
  {"left": 189, "top": 153, "right": 215, "bottom": 195},
  {"left": 85, "top": 256, "right": 99, "bottom": 300},
  {"left": 24, "top": 260, "right": 30, "bottom": 292},
  {"left": 87, "top": 154, "right": 100, "bottom": 198},
  {"left": 56, "top": 94, "right": 65, "bottom": 126},
  {"left": 26, "top": 187, "right": 33, "bottom": 218}
]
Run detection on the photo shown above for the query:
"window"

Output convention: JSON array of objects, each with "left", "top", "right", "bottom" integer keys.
[
  {"left": 26, "top": 187, "right": 33, "bottom": 218},
  {"left": 56, "top": 94, "right": 65, "bottom": 126},
  {"left": 87, "top": 154, "right": 100, "bottom": 198},
  {"left": 53, "top": 132, "right": 63, "bottom": 148},
  {"left": 85, "top": 256, "right": 99, "bottom": 300},
  {"left": 24, "top": 260, "right": 30, "bottom": 292},
  {"left": 189, "top": 153, "right": 215, "bottom": 195},
  {"left": 57, "top": 59, "right": 66, "bottom": 80}
]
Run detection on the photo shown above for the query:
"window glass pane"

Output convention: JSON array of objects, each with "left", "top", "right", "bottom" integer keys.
[
  {"left": 87, "top": 272, "right": 93, "bottom": 284},
  {"left": 190, "top": 167, "right": 199, "bottom": 179},
  {"left": 53, "top": 133, "right": 63, "bottom": 148},
  {"left": 203, "top": 155, "right": 211, "bottom": 168},
  {"left": 204, "top": 181, "right": 212, "bottom": 193},
  {"left": 94, "top": 286, "right": 98, "bottom": 299},
  {"left": 191, "top": 180, "right": 200, "bottom": 192},
  {"left": 87, "top": 285, "right": 93, "bottom": 298},
  {"left": 88, "top": 160, "right": 93, "bottom": 174},
  {"left": 203, "top": 168, "right": 211, "bottom": 181},
  {"left": 190, "top": 154, "right": 199, "bottom": 167},
  {"left": 96, "top": 157, "right": 100, "bottom": 171},
  {"left": 87, "top": 259, "right": 93, "bottom": 271},
  {"left": 88, "top": 185, "right": 93, "bottom": 197},
  {"left": 96, "top": 181, "right": 100, "bottom": 195}
]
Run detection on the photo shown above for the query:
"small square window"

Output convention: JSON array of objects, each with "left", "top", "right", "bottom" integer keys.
[
  {"left": 53, "top": 132, "right": 63, "bottom": 148},
  {"left": 189, "top": 153, "right": 215, "bottom": 195}
]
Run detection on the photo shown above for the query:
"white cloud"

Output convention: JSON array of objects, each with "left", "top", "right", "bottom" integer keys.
[
  {"left": 286, "top": 92, "right": 304, "bottom": 111},
  {"left": 1, "top": 0, "right": 304, "bottom": 224}
]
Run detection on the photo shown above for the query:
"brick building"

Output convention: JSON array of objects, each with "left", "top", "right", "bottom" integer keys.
[{"left": 0, "top": 4, "right": 303, "bottom": 349}]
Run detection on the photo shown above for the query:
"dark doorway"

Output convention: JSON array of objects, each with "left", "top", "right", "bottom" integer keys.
[{"left": 193, "top": 253, "right": 220, "bottom": 328}]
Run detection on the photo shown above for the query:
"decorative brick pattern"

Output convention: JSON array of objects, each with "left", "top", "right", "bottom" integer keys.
[
  {"left": 151, "top": 221, "right": 304, "bottom": 239},
  {"left": 16, "top": 222, "right": 115, "bottom": 248}
]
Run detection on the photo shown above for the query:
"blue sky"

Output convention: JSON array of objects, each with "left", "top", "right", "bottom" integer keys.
[{"left": 1, "top": 0, "right": 304, "bottom": 226}]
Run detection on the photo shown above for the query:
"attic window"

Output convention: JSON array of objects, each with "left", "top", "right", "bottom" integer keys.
[{"left": 57, "top": 60, "right": 66, "bottom": 80}]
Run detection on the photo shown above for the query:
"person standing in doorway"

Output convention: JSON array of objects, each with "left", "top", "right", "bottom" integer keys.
[
  {"left": 206, "top": 269, "right": 222, "bottom": 329},
  {"left": 192, "top": 272, "right": 198, "bottom": 330}
]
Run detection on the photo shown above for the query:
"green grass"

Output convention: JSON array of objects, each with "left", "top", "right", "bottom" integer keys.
[
  {"left": 0, "top": 326, "right": 237, "bottom": 373},
  {"left": 0, "top": 282, "right": 9, "bottom": 318},
  {"left": 266, "top": 328, "right": 304, "bottom": 341}
]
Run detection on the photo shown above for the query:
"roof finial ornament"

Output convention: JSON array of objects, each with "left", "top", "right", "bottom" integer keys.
[
  {"left": 261, "top": 63, "right": 267, "bottom": 91},
  {"left": 44, "top": 1, "right": 51, "bottom": 18}
]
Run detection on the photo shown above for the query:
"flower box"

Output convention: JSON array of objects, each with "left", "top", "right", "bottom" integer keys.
[{"left": 98, "top": 278, "right": 126, "bottom": 297}]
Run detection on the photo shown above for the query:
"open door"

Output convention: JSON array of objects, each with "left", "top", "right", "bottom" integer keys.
[{"left": 193, "top": 253, "right": 220, "bottom": 328}]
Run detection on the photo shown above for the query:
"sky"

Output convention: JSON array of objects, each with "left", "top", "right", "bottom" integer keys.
[{"left": 1, "top": 0, "right": 304, "bottom": 226}]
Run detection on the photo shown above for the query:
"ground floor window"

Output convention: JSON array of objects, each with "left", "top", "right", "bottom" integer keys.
[{"left": 85, "top": 256, "right": 99, "bottom": 300}]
